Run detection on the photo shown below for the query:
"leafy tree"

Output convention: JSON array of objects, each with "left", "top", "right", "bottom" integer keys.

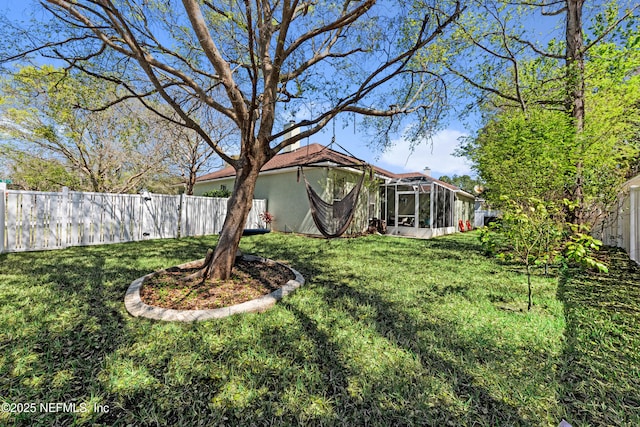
[
  {"left": 437, "top": 174, "right": 482, "bottom": 194},
  {"left": 460, "top": 29, "right": 640, "bottom": 228},
  {"left": 461, "top": 107, "right": 577, "bottom": 209},
  {"left": 0, "top": 66, "right": 170, "bottom": 193},
  {"left": 578, "top": 36, "right": 640, "bottom": 223},
  {"left": 2, "top": 0, "right": 465, "bottom": 280},
  {"left": 1, "top": 146, "right": 81, "bottom": 191},
  {"left": 480, "top": 196, "right": 608, "bottom": 310},
  {"left": 424, "top": 0, "right": 639, "bottom": 224}
]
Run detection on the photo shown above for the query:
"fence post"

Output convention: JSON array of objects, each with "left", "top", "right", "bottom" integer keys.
[
  {"left": 178, "top": 193, "right": 186, "bottom": 238},
  {"left": 140, "top": 190, "right": 152, "bottom": 240},
  {"left": 0, "top": 182, "right": 6, "bottom": 253},
  {"left": 630, "top": 186, "right": 639, "bottom": 264}
]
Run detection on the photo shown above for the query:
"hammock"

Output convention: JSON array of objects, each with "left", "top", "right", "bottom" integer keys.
[{"left": 299, "top": 167, "right": 366, "bottom": 238}]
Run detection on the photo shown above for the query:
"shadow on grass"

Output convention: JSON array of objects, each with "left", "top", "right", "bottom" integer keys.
[
  {"left": 1, "top": 233, "right": 561, "bottom": 426},
  {"left": 0, "top": 237, "right": 218, "bottom": 425},
  {"left": 243, "top": 233, "right": 554, "bottom": 425},
  {"left": 557, "top": 247, "right": 640, "bottom": 426}
]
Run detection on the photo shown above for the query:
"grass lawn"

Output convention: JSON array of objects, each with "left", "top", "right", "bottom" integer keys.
[
  {"left": 0, "top": 232, "right": 636, "bottom": 425},
  {"left": 558, "top": 247, "right": 640, "bottom": 426}
]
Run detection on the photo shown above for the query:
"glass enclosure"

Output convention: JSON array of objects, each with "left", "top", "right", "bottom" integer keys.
[
  {"left": 381, "top": 180, "right": 456, "bottom": 231},
  {"left": 418, "top": 191, "right": 430, "bottom": 228}
]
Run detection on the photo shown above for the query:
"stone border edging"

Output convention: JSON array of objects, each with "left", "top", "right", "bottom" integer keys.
[{"left": 124, "top": 255, "right": 305, "bottom": 322}]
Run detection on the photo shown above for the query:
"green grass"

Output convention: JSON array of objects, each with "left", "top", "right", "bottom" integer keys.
[
  {"left": 558, "top": 247, "right": 640, "bottom": 426},
  {"left": 0, "top": 232, "right": 635, "bottom": 425}
]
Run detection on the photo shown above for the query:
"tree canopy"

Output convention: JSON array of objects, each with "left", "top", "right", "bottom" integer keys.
[
  {"left": 447, "top": 1, "right": 640, "bottom": 226},
  {"left": 461, "top": 28, "right": 640, "bottom": 225},
  {"left": 0, "top": 66, "right": 171, "bottom": 193},
  {"left": 1, "top": 0, "right": 465, "bottom": 279},
  {"left": 437, "top": 174, "right": 482, "bottom": 194}
]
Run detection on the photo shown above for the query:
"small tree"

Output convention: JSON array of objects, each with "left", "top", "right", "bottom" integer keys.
[
  {"left": 482, "top": 197, "right": 563, "bottom": 310},
  {"left": 164, "top": 112, "right": 235, "bottom": 195},
  {"left": 564, "top": 222, "right": 608, "bottom": 274},
  {"left": 259, "top": 211, "right": 274, "bottom": 230},
  {"left": 481, "top": 196, "right": 609, "bottom": 310}
]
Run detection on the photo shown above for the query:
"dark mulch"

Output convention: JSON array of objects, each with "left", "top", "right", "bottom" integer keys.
[{"left": 140, "top": 259, "right": 295, "bottom": 310}]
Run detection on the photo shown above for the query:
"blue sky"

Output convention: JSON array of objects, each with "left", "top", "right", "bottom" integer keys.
[
  {"left": 1, "top": 0, "right": 479, "bottom": 179},
  {"left": 297, "top": 122, "right": 475, "bottom": 179},
  {"left": 3, "top": 0, "right": 588, "bottom": 180}
]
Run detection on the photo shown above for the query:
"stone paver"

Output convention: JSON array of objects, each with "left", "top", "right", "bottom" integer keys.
[{"left": 124, "top": 255, "right": 305, "bottom": 322}]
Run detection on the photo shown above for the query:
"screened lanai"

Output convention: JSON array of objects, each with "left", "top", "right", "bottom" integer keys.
[{"left": 380, "top": 177, "right": 475, "bottom": 239}]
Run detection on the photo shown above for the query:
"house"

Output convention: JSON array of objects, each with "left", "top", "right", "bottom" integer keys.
[
  {"left": 194, "top": 140, "right": 475, "bottom": 238},
  {"left": 592, "top": 174, "right": 640, "bottom": 264}
]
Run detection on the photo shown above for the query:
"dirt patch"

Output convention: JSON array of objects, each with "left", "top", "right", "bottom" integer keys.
[{"left": 140, "top": 259, "right": 295, "bottom": 310}]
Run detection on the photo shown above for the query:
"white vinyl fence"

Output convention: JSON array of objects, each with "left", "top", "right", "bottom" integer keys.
[
  {"left": 0, "top": 183, "right": 267, "bottom": 253},
  {"left": 593, "top": 184, "right": 640, "bottom": 265}
]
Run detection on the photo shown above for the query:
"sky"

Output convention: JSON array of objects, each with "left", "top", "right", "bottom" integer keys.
[
  {"left": 0, "top": 0, "right": 575, "bottom": 181},
  {"left": 0, "top": 0, "right": 481, "bottom": 180},
  {"left": 298, "top": 124, "right": 475, "bottom": 179}
]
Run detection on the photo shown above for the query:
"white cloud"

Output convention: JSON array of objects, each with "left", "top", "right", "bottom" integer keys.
[{"left": 379, "top": 129, "right": 473, "bottom": 178}]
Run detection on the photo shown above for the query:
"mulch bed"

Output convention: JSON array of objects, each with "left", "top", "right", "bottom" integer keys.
[{"left": 140, "top": 259, "right": 295, "bottom": 310}]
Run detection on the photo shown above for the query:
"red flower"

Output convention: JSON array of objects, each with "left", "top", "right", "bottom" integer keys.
[{"left": 259, "top": 211, "right": 274, "bottom": 225}]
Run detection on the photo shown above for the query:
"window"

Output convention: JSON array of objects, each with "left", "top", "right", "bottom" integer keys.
[{"left": 419, "top": 193, "right": 430, "bottom": 228}]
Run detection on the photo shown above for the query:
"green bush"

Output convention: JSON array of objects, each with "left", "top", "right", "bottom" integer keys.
[{"left": 202, "top": 188, "right": 232, "bottom": 198}]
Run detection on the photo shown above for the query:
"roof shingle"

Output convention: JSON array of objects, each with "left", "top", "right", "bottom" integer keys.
[{"left": 195, "top": 143, "right": 471, "bottom": 197}]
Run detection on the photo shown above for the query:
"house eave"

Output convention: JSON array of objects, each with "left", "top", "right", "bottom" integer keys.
[{"left": 195, "top": 161, "right": 367, "bottom": 184}]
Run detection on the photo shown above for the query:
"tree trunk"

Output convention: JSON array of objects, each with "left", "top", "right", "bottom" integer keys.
[
  {"left": 566, "top": 0, "right": 586, "bottom": 224},
  {"left": 201, "top": 153, "right": 265, "bottom": 281},
  {"left": 186, "top": 168, "right": 197, "bottom": 195},
  {"left": 566, "top": 0, "right": 585, "bottom": 132},
  {"left": 526, "top": 263, "right": 532, "bottom": 311}
]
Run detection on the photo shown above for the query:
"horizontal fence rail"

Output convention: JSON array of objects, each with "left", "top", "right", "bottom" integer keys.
[{"left": 0, "top": 184, "right": 266, "bottom": 253}]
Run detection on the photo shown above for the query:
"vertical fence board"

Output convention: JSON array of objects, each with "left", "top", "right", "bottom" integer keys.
[
  {"left": 48, "top": 192, "right": 59, "bottom": 248},
  {"left": 34, "top": 193, "right": 46, "bottom": 250},
  {"left": 79, "top": 193, "right": 88, "bottom": 245},
  {"left": 6, "top": 193, "right": 18, "bottom": 250},
  {"left": 131, "top": 195, "right": 139, "bottom": 241},
  {"left": 21, "top": 193, "right": 32, "bottom": 251},
  {"left": 2, "top": 189, "right": 267, "bottom": 252},
  {"left": 96, "top": 193, "right": 105, "bottom": 244},
  {"left": 630, "top": 186, "right": 640, "bottom": 264},
  {"left": 91, "top": 193, "right": 100, "bottom": 244},
  {"left": 121, "top": 195, "right": 131, "bottom": 242},
  {"left": 0, "top": 183, "right": 5, "bottom": 253},
  {"left": 112, "top": 194, "right": 121, "bottom": 243},
  {"left": 70, "top": 192, "right": 79, "bottom": 246},
  {"left": 60, "top": 188, "right": 69, "bottom": 249}
]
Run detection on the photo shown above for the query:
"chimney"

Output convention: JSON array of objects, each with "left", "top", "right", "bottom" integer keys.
[
  {"left": 423, "top": 167, "right": 431, "bottom": 176},
  {"left": 281, "top": 121, "right": 300, "bottom": 153}
]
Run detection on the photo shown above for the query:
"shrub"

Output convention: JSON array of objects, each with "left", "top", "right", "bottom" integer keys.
[{"left": 202, "top": 189, "right": 232, "bottom": 198}]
